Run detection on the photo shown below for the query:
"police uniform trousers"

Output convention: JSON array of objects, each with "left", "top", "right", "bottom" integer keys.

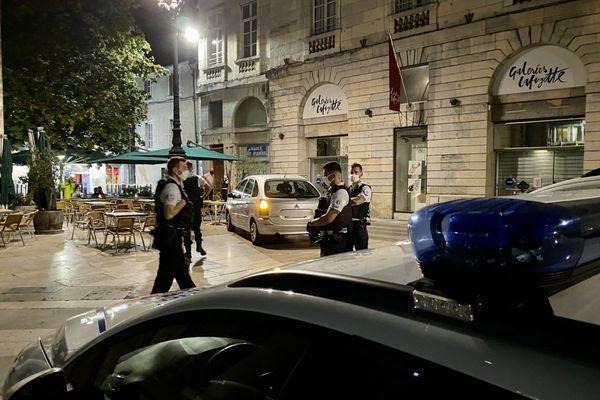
[
  {"left": 184, "top": 208, "right": 203, "bottom": 256},
  {"left": 320, "top": 232, "right": 349, "bottom": 257},
  {"left": 151, "top": 234, "right": 196, "bottom": 293},
  {"left": 347, "top": 221, "right": 369, "bottom": 251}
]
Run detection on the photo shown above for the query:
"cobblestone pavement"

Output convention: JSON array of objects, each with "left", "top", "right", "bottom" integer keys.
[{"left": 0, "top": 222, "right": 399, "bottom": 384}]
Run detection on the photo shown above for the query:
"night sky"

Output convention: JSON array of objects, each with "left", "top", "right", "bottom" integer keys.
[{"left": 133, "top": 0, "right": 199, "bottom": 66}]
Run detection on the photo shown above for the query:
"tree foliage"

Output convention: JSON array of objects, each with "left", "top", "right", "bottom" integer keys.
[{"left": 2, "top": 0, "right": 166, "bottom": 153}]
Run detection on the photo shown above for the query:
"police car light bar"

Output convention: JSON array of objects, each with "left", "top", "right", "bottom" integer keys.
[{"left": 407, "top": 197, "right": 600, "bottom": 294}]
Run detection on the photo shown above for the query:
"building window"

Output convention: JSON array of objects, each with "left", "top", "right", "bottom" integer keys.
[
  {"left": 209, "top": 11, "right": 224, "bottom": 65},
  {"left": 209, "top": 101, "right": 223, "bottom": 128},
  {"left": 395, "top": 0, "right": 433, "bottom": 13},
  {"left": 400, "top": 64, "right": 429, "bottom": 104},
  {"left": 145, "top": 123, "right": 154, "bottom": 149},
  {"left": 241, "top": 1, "right": 257, "bottom": 58},
  {"left": 313, "top": 0, "right": 336, "bottom": 36},
  {"left": 144, "top": 80, "right": 153, "bottom": 98}
]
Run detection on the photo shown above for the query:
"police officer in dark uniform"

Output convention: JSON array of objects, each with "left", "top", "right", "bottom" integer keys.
[
  {"left": 183, "top": 161, "right": 207, "bottom": 257},
  {"left": 347, "top": 163, "right": 372, "bottom": 250},
  {"left": 151, "top": 157, "right": 196, "bottom": 294},
  {"left": 307, "top": 161, "right": 353, "bottom": 257}
]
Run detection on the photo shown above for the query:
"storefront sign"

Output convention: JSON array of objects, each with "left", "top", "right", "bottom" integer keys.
[
  {"left": 495, "top": 45, "right": 587, "bottom": 95},
  {"left": 303, "top": 83, "right": 348, "bottom": 119},
  {"left": 246, "top": 144, "right": 268, "bottom": 157}
]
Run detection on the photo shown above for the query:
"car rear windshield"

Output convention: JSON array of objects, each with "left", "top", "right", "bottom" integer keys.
[{"left": 264, "top": 179, "right": 320, "bottom": 198}]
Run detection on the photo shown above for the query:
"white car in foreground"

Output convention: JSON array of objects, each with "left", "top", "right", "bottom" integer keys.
[{"left": 5, "top": 194, "right": 600, "bottom": 400}]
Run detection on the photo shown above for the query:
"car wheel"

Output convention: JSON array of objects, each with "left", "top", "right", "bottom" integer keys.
[
  {"left": 226, "top": 211, "right": 235, "bottom": 232},
  {"left": 250, "top": 219, "right": 264, "bottom": 245}
]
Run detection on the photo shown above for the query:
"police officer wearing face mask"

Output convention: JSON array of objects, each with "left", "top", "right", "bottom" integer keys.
[
  {"left": 347, "top": 163, "right": 372, "bottom": 251},
  {"left": 307, "top": 161, "right": 353, "bottom": 256},
  {"left": 150, "top": 157, "right": 196, "bottom": 293}
]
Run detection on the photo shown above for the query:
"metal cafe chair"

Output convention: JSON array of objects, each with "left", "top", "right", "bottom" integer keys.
[
  {"left": 18, "top": 210, "right": 38, "bottom": 240},
  {"left": 134, "top": 215, "right": 156, "bottom": 251},
  {"left": 102, "top": 217, "right": 137, "bottom": 255},
  {"left": 0, "top": 213, "right": 25, "bottom": 247}
]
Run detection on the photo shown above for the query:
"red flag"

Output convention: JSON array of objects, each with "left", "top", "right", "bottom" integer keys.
[{"left": 388, "top": 34, "right": 401, "bottom": 111}]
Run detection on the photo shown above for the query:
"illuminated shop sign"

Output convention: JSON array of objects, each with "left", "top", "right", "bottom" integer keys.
[
  {"left": 495, "top": 45, "right": 586, "bottom": 95},
  {"left": 303, "top": 83, "right": 348, "bottom": 119}
]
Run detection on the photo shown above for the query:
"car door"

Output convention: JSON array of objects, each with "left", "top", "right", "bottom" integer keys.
[
  {"left": 61, "top": 308, "right": 527, "bottom": 400},
  {"left": 228, "top": 179, "right": 248, "bottom": 227},
  {"left": 239, "top": 178, "right": 256, "bottom": 230}
]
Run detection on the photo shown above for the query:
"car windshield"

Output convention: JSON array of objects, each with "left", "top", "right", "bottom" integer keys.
[{"left": 264, "top": 179, "right": 320, "bottom": 198}]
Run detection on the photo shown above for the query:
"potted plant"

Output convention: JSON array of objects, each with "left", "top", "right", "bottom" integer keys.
[
  {"left": 28, "top": 147, "right": 64, "bottom": 234},
  {"left": 9, "top": 193, "right": 37, "bottom": 213}
]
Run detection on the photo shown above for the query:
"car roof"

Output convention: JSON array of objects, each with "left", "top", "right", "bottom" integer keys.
[
  {"left": 279, "top": 240, "right": 422, "bottom": 285},
  {"left": 529, "top": 175, "right": 600, "bottom": 194},
  {"left": 243, "top": 174, "right": 311, "bottom": 181}
]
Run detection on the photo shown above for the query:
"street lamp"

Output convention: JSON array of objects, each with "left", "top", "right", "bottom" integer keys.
[{"left": 157, "top": 0, "right": 186, "bottom": 158}]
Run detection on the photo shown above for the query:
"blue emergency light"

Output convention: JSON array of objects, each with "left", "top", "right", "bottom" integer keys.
[{"left": 408, "top": 197, "right": 600, "bottom": 292}]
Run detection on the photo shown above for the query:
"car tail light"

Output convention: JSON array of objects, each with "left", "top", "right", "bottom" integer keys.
[{"left": 258, "top": 199, "right": 269, "bottom": 217}]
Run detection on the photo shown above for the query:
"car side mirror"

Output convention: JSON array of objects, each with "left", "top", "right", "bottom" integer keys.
[
  {"left": 5, "top": 368, "right": 67, "bottom": 400},
  {"left": 227, "top": 193, "right": 240, "bottom": 199}
]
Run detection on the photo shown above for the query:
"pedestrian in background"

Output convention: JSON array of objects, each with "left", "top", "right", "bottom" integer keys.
[
  {"left": 347, "top": 163, "right": 372, "bottom": 251},
  {"left": 183, "top": 161, "right": 209, "bottom": 257},
  {"left": 151, "top": 157, "right": 196, "bottom": 293},
  {"left": 307, "top": 161, "right": 353, "bottom": 257},
  {"left": 203, "top": 170, "right": 215, "bottom": 200}
]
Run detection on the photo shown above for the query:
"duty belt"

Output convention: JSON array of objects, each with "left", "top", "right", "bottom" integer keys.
[{"left": 323, "top": 228, "right": 348, "bottom": 235}]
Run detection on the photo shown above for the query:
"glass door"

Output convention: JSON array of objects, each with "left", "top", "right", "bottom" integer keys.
[{"left": 394, "top": 128, "right": 427, "bottom": 212}]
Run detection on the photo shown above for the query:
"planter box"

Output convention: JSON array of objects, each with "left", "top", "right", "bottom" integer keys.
[{"left": 33, "top": 210, "right": 64, "bottom": 234}]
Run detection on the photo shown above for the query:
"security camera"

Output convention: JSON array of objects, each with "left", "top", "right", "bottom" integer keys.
[{"left": 449, "top": 98, "right": 461, "bottom": 107}]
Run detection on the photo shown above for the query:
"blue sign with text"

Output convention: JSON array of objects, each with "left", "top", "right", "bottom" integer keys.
[
  {"left": 505, "top": 177, "right": 515, "bottom": 187},
  {"left": 246, "top": 144, "right": 268, "bottom": 157}
]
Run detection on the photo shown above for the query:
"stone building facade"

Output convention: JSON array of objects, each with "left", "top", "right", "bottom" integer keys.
[
  {"left": 135, "top": 62, "right": 198, "bottom": 190},
  {"left": 195, "top": 0, "right": 600, "bottom": 219}
]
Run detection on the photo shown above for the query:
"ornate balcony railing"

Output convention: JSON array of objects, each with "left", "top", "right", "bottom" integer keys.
[
  {"left": 204, "top": 65, "right": 224, "bottom": 80},
  {"left": 236, "top": 58, "right": 257, "bottom": 73},
  {"left": 394, "top": 9, "right": 430, "bottom": 33},
  {"left": 309, "top": 33, "right": 336, "bottom": 54}
]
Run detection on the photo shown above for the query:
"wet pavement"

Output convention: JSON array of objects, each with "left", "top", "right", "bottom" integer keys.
[{"left": 0, "top": 222, "right": 401, "bottom": 385}]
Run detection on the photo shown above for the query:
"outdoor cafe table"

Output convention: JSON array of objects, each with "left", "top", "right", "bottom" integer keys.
[
  {"left": 83, "top": 201, "right": 113, "bottom": 207},
  {"left": 204, "top": 200, "right": 227, "bottom": 224}
]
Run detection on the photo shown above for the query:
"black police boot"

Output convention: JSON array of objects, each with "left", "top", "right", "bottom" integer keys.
[{"left": 196, "top": 241, "right": 207, "bottom": 256}]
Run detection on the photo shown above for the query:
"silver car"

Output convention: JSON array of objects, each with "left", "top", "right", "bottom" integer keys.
[{"left": 225, "top": 174, "right": 320, "bottom": 244}]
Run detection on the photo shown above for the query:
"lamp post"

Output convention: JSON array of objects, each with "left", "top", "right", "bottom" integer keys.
[{"left": 157, "top": 0, "right": 186, "bottom": 158}]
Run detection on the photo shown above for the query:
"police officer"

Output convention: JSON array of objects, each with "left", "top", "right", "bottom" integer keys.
[
  {"left": 183, "top": 161, "right": 209, "bottom": 257},
  {"left": 307, "top": 161, "right": 353, "bottom": 257},
  {"left": 347, "top": 163, "right": 372, "bottom": 250},
  {"left": 151, "top": 157, "right": 196, "bottom": 294}
]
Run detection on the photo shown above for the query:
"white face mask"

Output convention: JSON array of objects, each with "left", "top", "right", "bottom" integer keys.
[
  {"left": 350, "top": 174, "right": 360, "bottom": 183},
  {"left": 179, "top": 169, "right": 189, "bottom": 181}
]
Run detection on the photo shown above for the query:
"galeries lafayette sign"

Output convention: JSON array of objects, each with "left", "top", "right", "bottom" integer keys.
[
  {"left": 495, "top": 45, "right": 587, "bottom": 95},
  {"left": 303, "top": 83, "right": 348, "bottom": 119}
]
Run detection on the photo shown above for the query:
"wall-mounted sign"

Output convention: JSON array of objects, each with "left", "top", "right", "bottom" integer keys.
[
  {"left": 302, "top": 83, "right": 348, "bottom": 119},
  {"left": 246, "top": 144, "right": 268, "bottom": 157},
  {"left": 495, "top": 45, "right": 587, "bottom": 95},
  {"left": 408, "top": 160, "right": 423, "bottom": 176},
  {"left": 408, "top": 178, "right": 421, "bottom": 193}
]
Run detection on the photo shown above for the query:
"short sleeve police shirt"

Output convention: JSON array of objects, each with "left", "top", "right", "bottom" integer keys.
[
  {"left": 358, "top": 184, "right": 372, "bottom": 202},
  {"left": 160, "top": 182, "right": 181, "bottom": 206},
  {"left": 328, "top": 185, "right": 350, "bottom": 213}
]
